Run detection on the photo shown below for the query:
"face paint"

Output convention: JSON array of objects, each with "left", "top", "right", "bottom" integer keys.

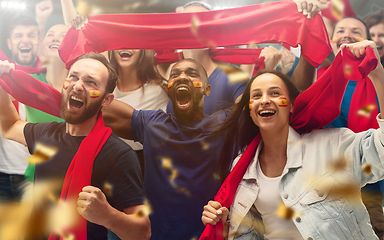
[
  {"left": 32, "top": 39, "right": 39, "bottom": 45},
  {"left": 89, "top": 89, "right": 101, "bottom": 98},
  {"left": 168, "top": 81, "right": 173, "bottom": 91},
  {"left": 12, "top": 40, "right": 18, "bottom": 45},
  {"left": 192, "top": 80, "right": 202, "bottom": 88},
  {"left": 354, "top": 36, "right": 364, "bottom": 42},
  {"left": 277, "top": 97, "right": 288, "bottom": 107},
  {"left": 249, "top": 100, "right": 254, "bottom": 111},
  {"left": 63, "top": 80, "right": 70, "bottom": 90},
  {"left": 331, "top": 36, "right": 339, "bottom": 43}
]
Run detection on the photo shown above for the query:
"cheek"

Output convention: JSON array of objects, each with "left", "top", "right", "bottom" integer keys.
[
  {"left": 277, "top": 97, "right": 288, "bottom": 107},
  {"left": 168, "top": 81, "right": 173, "bottom": 91},
  {"left": 249, "top": 100, "right": 254, "bottom": 112},
  {"left": 192, "top": 80, "right": 202, "bottom": 89},
  {"left": 32, "top": 39, "right": 38, "bottom": 45},
  {"left": 89, "top": 89, "right": 101, "bottom": 98},
  {"left": 63, "top": 80, "right": 71, "bottom": 90},
  {"left": 331, "top": 35, "right": 339, "bottom": 43}
]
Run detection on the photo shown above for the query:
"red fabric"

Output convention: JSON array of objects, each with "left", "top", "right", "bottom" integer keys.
[
  {"left": 323, "top": 0, "right": 356, "bottom": 21},
  {"left": 199, "top": 47, "right": 378, "bottom": 240},
  {"left": 48, "top": 114, "right": 112, "bottom": 240},
  {"left": 0, "top": 69, "right": 61, "bottom": 118},
  {"left": 59, "top": 1, "right": 330, "bottom": 69},
  {"left": 0, "top": 49, "right": 46, "bottom": 74}
]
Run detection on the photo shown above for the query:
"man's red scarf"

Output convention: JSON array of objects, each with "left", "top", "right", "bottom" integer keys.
[
  {"left": 59, "top": 1, "right": 330, "bottom": 69},
  {"left": 47, "top": 114, "right": 111, "bottom": 240},
  {"left": 199, "top": 47, "right": 378, "bottom": 240}
]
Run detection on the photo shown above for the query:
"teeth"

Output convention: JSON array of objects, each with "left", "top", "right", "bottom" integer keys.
[
  {"left": 177, "top": 87, "right": 188, "bottom": 91},
  {"left": 71, "top": 96, "right": 83, "bottom": 102},
  {"left": 119, "top": 51, "right": 132, "bottom": 57},
  {"left": 259, "top": 110, "right": 276, "bottom": 115},
  {"left": 49, "top": 45, "right": 59, "bottom": 49},
  {"left": 179, "top": 103, "right": 189, "bottom": 107}
]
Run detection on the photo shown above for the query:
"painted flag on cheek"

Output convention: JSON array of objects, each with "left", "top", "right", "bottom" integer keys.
[
  {"left": 249, "top": 100, "right": 254, "bottom": 111},
  {"left": 278, "top": 97, "right": 288, "bottom": 107},
  {"left": 193, "top": 81, "right": 202, "bottom": 88},
  {"left": 89, "top": 89, "right": 101, "bottom": 98},
  {"left": 168, "top": 81, "right": 173, "bottom": 91},
  {"left": 63, "top": 80, "right": 70, "bottom": 90}
]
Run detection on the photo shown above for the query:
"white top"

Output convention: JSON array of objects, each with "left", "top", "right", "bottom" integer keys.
[
  {"left": 255, "top": 161, "right": 303, "bottom": 240},
  {"left": 0, "top": 103, "right": 29, "bottom": 174},
  {"left": 113, "top": 83, "right": 168, "bottom": 150}
]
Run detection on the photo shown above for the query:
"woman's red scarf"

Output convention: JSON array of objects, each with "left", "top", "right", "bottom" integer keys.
[
  {"left": 199, "top": 47, "right": 378, "bottom": 240},
  {"left": 47, "top": 114, "right": 111, "bottom": 240},
  {"left": 58, "top": 1, "right": 330, "bottom": 69}
]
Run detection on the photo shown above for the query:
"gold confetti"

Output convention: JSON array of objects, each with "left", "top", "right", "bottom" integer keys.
[
  {"left": 27, "top": 143, "right": 58, "bottom": 164},
  {"left": 362, "top": 163, "right": 372, "bottom": 176},
  {"left": 159, "top": 157, "right": 190, "bottom": 195},
  {"left": 275, "top": 202, "right": 295, "bottom": 220},
  {"left": 357, "top": 104, "right": 376, "bottom": 118},
  {"left": 76, "top": 0, "right": 93, "bottom": 15},
  {"left": 201, "top": 139, "right": 209, "bottom": 150},
  {"left": 213, "top": 173, "right": 221, "bottom": 180},
  {"left": 344, "top": 64, "right": 352, "bottom": 77},
  {"left": 191, "top": 15, "right": 200, "bottom": 35},
  {"left": 217, "top": 64, "right": 249, "bottom": 84},
  {"left": 330, "top": 0, "right": 344, "bottom": 21},
  {"left": 229, "top": 231, "right": 240, "bottom": 238},
  {"left": 329, "top": 156, "right": 348, "bottom": 172},
  {"left": 133, "top": 199, "right": 152, "bottom": 218},
  {"left": 103, "top": 182, "right": 113, "bottom": 196}
]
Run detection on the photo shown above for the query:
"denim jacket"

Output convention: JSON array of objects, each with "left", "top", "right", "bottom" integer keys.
[{"left": 228, "top": 116, "right": 384, "bottom": 240}]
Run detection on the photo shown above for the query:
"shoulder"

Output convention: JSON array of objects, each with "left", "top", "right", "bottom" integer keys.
[{"left": 24, "top": 121, "right": 65, "bottom": 135}]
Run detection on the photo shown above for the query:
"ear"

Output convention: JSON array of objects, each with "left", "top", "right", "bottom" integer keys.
[
  {"left": 204, "top": 84, "right": 211, "bottom": 96},
  {"left": 290, "top": 102, "right": 294, "bottom": 113},
  {"left": 101, "top": 93, "right": 114, "bottom": 107},
  {"left": 7, "top": 38, "right": 12, "bottom": 50}
]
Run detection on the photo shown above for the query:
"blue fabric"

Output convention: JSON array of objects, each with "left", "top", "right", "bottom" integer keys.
[
  {"left": 0, "top": 172, "right": 28, "bottom": 202},
  {"left": 132, "top": 109, "right": 228, "bottom": 240},
  {"left": 167, "top": 67, "right": 246, "bottom": 115}
]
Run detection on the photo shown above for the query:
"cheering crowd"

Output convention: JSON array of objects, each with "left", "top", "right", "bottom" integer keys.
[{"left": 0, "top": 0, "right": 384, "bottom": 240}]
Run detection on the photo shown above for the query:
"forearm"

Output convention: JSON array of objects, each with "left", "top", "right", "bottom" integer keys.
[
  {"left": 104, "top": 207, "right": 151, "bottom": 240},
  {"left": 102, "top": 100, "right": 134, "bottom": 140},
  {"left": 290, "top": 54, "right": 316, "bottom": 92},
  {"left": 0, "top": 86, "right": 26, "bottom": 145},
  {"left": 61, "top": 0, "right": 77, "bottom": 26}
]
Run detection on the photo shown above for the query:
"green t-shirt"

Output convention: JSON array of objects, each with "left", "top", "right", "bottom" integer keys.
[{"left": 24, "top": 72, "right": 64, "bottom": 181}]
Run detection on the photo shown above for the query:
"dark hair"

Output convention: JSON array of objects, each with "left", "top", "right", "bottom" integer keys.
[
  {"left": 77, "top": 52, "right": 118, "bottom": 94},
  {"left": 216, "top": 69, "right": 299, "bottom": 181},
  {"left": 9, "top": 15, "right": 39, "bottom": 37},
  {"left": 331, "top": 16, "right": 372, "bottom": 40},
  {"left": 363, "top": 10, "right": 384, "bottom": 29},
  {"left": 108, "top": 49, "right": 165, "bottom": 86},
  {"left": 173, "top": 58, "right": 209, "bottom": 83}
]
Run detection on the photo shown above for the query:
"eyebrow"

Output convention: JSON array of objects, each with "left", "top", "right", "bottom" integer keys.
[
  {"left": 251, "top": 86, "right": 282, "bottom": 92},
  {"left": 170, "top": 67, "right": 199, "bottom": 74}
]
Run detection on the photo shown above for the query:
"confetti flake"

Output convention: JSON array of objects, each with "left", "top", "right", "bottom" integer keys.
[
  {"left": 76, "top": 0, "right": 93, "bottom": 15},
  {"left": 275, "top": 202, "right": 295, "bottom": 220},
  {"left": 191, "top": 15, "right": 200, "bottom": 35},
  {"left": 344, "top": 64, "right": 352, "bottom": 77},
  {"left": 362, "top": 163, "right": 372, "bottom": 176},
  {"left": 357, "top": 104, "right": 376, "bottom": 118},
  {"left": 213, "top": 173, "right": 221, "bottom": 180},
  {"left": 329, "top": 156, "right": 348, "bottom": 172},
  {"left": 201, "top": 139, "right": 209, "bottom": 150},
  {"left": 134, "top": 199, "right": 152, "bottom": 218},
  {"left": 330, "top": 0, "right": 344, "bottom": 21},
  {"left": 217, "top": 64, "right": 249, "bottom": 84},
  {"left": 277, "top": 97, "right": 288, "bottom": 107},
  {"left": 27, "top": 143, "right": 58, "bottom": 164},
  {"left": 103, "top": 182, "right": 113, "bottom": 196}
]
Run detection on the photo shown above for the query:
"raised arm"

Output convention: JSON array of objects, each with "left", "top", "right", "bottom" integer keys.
[
  {"left": 345, "top": 40, "right": 384, "bottom": 117},
  {"left": 0, "top": 61, "right": 28, "bottom": 145},
  {"left": 102, "top": 100, "right": 135, "bottom": 140},
  {"left": 60, "top": 0, "right": 78, "bottom": 26},
  {"left": 36, "top": 0, "right": 53, "bottom": 58}
]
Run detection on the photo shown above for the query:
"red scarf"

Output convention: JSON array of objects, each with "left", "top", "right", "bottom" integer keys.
[
  {"left": 322, "top": 0, "right": 356, "bottom": 21},
  {"left": 199, "top": 47, "right": 378, "bottom": 240},
  {"left": 59, "top": 1, "right": 330, "bottom": 69},
  {"left": 48, "top": 114, "right": 112, "bottom": 240}
]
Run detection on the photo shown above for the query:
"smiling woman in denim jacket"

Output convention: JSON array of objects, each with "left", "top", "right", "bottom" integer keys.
[{"left": 201, "top": 40, "right": 384, "bottom": 240}]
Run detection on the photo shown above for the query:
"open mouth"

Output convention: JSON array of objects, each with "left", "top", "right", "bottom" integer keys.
[
  {"left": 119, "top": 51, "right": 133, "bottom": 59},
  {"left": 175, "top": 86, "right": 192, "bottom": 109},
  {"left": 377, "top": 45, "right": 383, "bottom": 51},
  {"left": 258, "top": 109, "right": 276, "bottom": 117},
  {"left": 49, "top": 44, "right": 59, "bottom": 50},
  {"left": 19, "top": 47, "right": 31, "bottom": 53},
  {"left": 69, "top": 95, "right": 84, "bottom": 110}
]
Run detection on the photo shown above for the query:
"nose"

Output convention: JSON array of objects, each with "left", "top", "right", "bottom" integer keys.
[
  {"left": 260, "top": 94, "right": 271, "bottom": 105},
  {"left": 73, "top": 80, "right": 84, "bottom": 93}
]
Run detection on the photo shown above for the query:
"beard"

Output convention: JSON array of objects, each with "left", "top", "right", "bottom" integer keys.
[{"left": 60, "top": 94, "right": 104, "bottom": 124}]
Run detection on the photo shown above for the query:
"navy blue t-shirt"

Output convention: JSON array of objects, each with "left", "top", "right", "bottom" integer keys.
[
  {"left": 132, "top": 109, "right": 230, "bottom": 240},
  {"left": 167, "top": 67, "right": 246, "bottom": 115},
  {"left": 24, "top": 122, "right": 145, "bottom": 240}
]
